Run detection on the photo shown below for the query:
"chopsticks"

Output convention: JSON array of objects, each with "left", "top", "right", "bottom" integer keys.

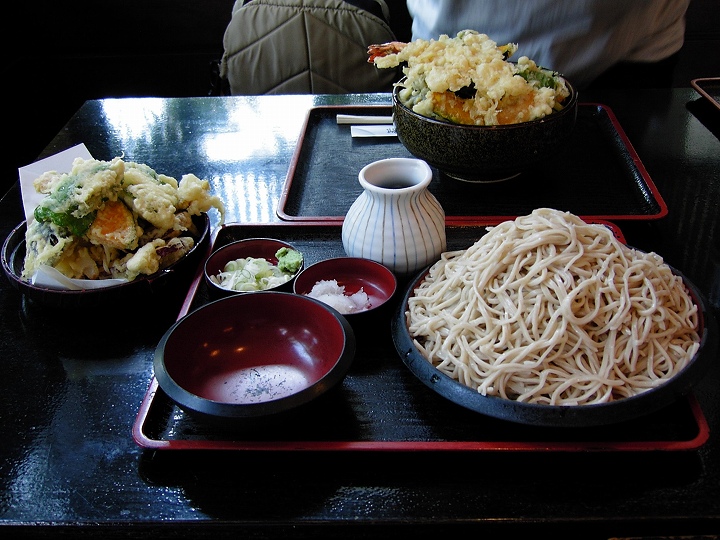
[{"left": 336, "top": 114, "right": 393, "bottom": 125}]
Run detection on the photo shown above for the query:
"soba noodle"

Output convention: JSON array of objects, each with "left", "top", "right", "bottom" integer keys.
[{"left": 406, "top": 208, "right": 700, "bottom": 405}]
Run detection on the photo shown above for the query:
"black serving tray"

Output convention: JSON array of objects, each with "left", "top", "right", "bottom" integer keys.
[
  {"left": 277, "top": 104, "right": 667, "bottom": 223},
  {"left": 133, "top": 222, "right": 708, "bottom": 452}
]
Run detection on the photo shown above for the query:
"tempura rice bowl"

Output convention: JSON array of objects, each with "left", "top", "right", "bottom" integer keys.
[{"left": 393, "top": 77, "right": 578, "bottom": 183}]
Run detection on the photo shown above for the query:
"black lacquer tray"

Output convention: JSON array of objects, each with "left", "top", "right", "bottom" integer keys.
[
  {"left": 277, "top": 104, "right": 667, "bottom": 223},
  {"left": 133, "top": 222, "right": 708, "bottom": 452}
]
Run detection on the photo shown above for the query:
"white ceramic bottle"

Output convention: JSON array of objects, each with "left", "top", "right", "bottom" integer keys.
[{"left": 341, "top": 158, "right": 446, "bottom": 276}]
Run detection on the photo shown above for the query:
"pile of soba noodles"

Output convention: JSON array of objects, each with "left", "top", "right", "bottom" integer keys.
[{"left": 406, "top": 208, "right": 701, "bottom": 406}]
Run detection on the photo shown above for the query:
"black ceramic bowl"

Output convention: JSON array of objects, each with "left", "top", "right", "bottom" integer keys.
[
  {"left": 204, "top": 237, "right": 303, "bottom": 298},
  {"left": 392, "top": 264, "right": 717, "bottom": 428},
  {"left": 154, "top": 291, "right": 356, "bottom": 421},
  {"left": 1, "top": 214, "right": 211, "bottom": 309},
  {"left": 392, "top": 77, "right": 578, "bottom": 183}
]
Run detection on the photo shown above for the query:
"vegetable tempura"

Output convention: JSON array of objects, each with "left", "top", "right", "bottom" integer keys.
[{"left": 23, "top": 157, "right": 225, "bottom": 282}]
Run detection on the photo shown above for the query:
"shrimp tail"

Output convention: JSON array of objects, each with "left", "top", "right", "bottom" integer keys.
[{"left": 367, "top": 41, "right": 407, "bottom": 63}]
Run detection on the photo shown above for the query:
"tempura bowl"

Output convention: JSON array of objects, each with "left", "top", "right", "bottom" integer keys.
[
  {"left": 1, "top": 214, "right": 211, "bottom": 309},
  {"left": 392, "top": 77, "right": 578, "bottom": 183}
]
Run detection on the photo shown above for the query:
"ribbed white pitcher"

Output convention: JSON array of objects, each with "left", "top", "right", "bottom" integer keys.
[{"left": 341, "top": 158, "right": 446, "bottom": 276}]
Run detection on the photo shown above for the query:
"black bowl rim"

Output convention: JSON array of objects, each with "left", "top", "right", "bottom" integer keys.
[
  {"left": 391, "top": 260, "right": 717, "bottom": 428},
  {"left": 2, "top": 214, "right": 211, "bottom": 303},
  {"left": 154, "top": 291, "right": 357, "bottom": 419},
  {"left": 203, "top": 237, "right": 305, "bottom": 294},
  {"left": 293, "top": 256, "right": 399, "bottom": 316},
  {"left": 392, "top": 74, "right": 578, "bottom": 130}
]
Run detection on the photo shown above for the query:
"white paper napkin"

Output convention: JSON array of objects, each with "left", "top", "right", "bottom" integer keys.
[
  {"left": 19, "top": 143, "right": 94, "bottom": 225},
  {"left": 31, "top": 265, "right": 128, "bottom": 290},
  {"left": 350, "top": 125, "right": 397, "bottom": 137}
]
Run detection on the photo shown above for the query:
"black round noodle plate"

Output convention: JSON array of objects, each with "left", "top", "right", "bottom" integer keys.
[
  {"left": 1, "top": 214, "right": 210, "bottom": 310},
  {"left": 391, "top": 264, "right": 718, "bottom": 428}
]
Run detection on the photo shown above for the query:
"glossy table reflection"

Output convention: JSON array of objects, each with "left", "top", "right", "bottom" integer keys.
[{"left": 1, "top": 90, "right": 719, "bottom": 538}]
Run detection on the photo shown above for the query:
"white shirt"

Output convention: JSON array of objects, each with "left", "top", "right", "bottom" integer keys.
[{"left": 406, "top": 0, "right": 689, "bottom": 89}]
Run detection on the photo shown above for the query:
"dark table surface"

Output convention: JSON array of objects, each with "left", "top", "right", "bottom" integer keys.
[{"left": 1, "top": 89, "right": 719, "bottom": 539}]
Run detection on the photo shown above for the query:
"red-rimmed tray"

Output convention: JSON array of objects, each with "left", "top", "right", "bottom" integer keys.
[
  {"left": 133, "top": 222, "right": 708, "bottom": 452},
  {"left": 277, "top": 104, "right": 667, "bottom": 223},
  {"left": 691, "top": 77, "right": 720, "bottom": 111}
]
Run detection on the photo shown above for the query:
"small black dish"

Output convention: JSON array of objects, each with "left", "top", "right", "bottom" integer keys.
[
  {"left": 204, "top": 237, "right": 303, "bottom": 299},
  {"left": 293, "top": 257, "right": 397, "bottom": 318}
]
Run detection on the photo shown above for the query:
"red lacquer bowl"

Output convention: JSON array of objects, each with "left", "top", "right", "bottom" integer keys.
[{"left": 154, "top": 291, "right": 356, "bottom": 420}]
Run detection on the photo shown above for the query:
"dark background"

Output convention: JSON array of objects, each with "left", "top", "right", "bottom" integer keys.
[{"left": 5, "top": 0, "right": 719, "bottom": 196}]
